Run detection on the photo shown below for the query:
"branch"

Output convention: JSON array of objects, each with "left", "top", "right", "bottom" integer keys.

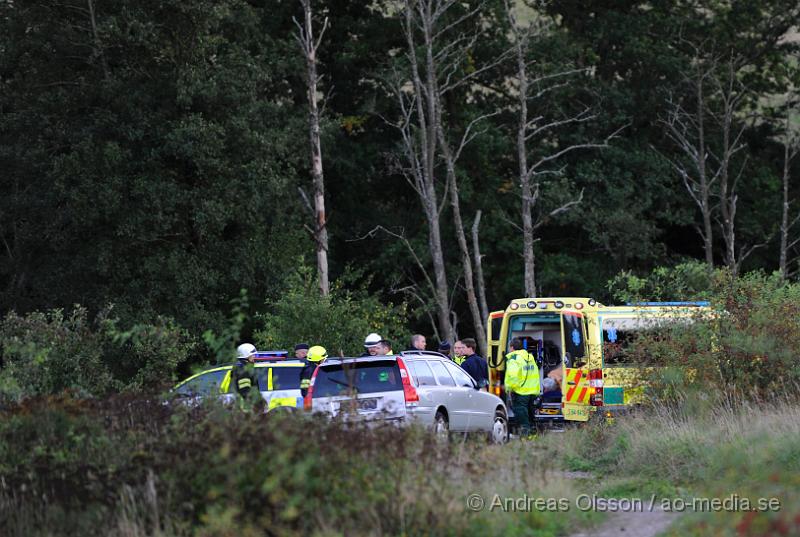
[
  {"left": 347, "top": 225, "right": 437, "bottom": 299},
  {"left": 297, "top": 187, "right": 314, "bottom": 215},
  {"left": 532, "top": 188, "right": 584, "bottom": 231}
]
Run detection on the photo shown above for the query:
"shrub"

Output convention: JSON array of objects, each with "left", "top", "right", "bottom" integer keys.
[
  {"left": 608, "top": 266, "right": 800, "bottom": 396},
  {"left": 254, "top": 266, "right": 408, "bottom": 356},
  {"left": 0, "top": 306, "right": 194, "bottom": 402}
]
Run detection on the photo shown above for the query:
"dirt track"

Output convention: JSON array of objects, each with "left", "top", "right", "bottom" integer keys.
[{"left": 569, "top": 508, "right": 678, "bottom": 537}]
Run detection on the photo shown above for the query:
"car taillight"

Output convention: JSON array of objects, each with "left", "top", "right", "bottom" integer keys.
[
  {"left": 396, "top": 358, "right": 419, "bottom": 404},
  {"left": 303, "top": 368, "right": 320, "bottom": 410},
  {"left": 589, "top": 368, "right": 603, "bottom": 406}
]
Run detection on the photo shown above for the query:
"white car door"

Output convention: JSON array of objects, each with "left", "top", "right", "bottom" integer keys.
[
  {"left": 442, "top": 361, "right": 488, "bottom": 431},
  {"left": 426, "top": 360, "right": 467, "bottom": 430}
]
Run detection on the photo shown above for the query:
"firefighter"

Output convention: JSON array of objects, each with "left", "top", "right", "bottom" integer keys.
[
  {"left": 231, "top": 343, "right": 259, "bottom": 410},
  {"left": 504, "top": 337, "right": 541, "bottom": 438},
  {"left": 300, "top": 345, "right": 327, "bottom": 397}
]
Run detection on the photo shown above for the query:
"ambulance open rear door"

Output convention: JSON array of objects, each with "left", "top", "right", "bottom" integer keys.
[{"left": 560, "top": 310, "right": 592, "bottom": 422}]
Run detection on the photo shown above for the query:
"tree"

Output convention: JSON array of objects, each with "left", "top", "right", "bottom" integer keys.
[
  {"left": 505, "top": 1, "right": 616, "bottom": 297},
  {"left": 295, "top": 0, "right": 331, "bottom": 296},
  {"left": 778, "top": 100, "right": 800, "bottom": 279}
]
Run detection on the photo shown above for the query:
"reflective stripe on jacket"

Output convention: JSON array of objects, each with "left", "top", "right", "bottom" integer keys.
[{"left": 504, "top": 350, "right": 540, "bottom": 395}]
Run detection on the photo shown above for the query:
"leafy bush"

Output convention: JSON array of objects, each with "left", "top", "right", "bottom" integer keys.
[
  {"left": 254, "top": 266, "right": 408, "bottom": 356},
  {"left": 607, "top": 259, "right": 718, "bottom": 303},
  {"left": 608, "top": 266, "right": 800, "bottom": 395},
  {"left": 0, "top": 306, "right": 194, "bottom": 402}
]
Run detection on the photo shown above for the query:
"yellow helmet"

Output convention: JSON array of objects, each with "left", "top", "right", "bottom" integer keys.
[{"left": 307, "top": 345, "right": 328, "bottom": 362}]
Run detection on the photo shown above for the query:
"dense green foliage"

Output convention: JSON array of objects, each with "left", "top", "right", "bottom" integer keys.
[{"left": 0, "top": 306, "right": 193, "bottom": 402}]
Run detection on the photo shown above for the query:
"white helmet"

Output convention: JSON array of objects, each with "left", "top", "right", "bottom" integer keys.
[
  {"left": 363, "top": 333, "right": 383, "bottom": 348},
  {"left": 236, "top": 343, "right": 257, "bottom": 360}
]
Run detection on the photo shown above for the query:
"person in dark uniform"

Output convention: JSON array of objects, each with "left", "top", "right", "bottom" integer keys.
[
  {"left": 231, "top": 343, "right": 259, "bottom": 410},
  {"left": 459, "top": 338, "right": 489, "bottom": 390}
]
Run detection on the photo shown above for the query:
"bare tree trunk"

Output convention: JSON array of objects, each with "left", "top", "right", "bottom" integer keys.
[
  {"left": 666, "top": 54, "right": 754, "bottom": 274},
  {"left": 472, "top": 210, "right": 489, "bottom": 323},
  {"left": 399, "top": 0, "right": 453, "bottom": 343},
  {"left": 780, "top": 110, "right": 800, "bottom": 279},
  {"left": 713, "top": 59, "right": 748, "bottom": 274},
  {"left": 87, "top": 0, "right": 109, "bottom": 80},
  {"left": 695, "top": 75, "right": 714, "bottom": 269},
  {"left": 439, "top": 129, "right": 486, "bottom": 356},
  {"left": 296, "top": 0, "right": 330, "bottom": 296},
  {"left": 513, "top": 24, "right": 537, "bottom": 298},
  {"left": 506, "top": 1, "right": 605, "bottom": 296},
  {"left": 412, "top": 0, "right": 485, "bottom": 353},
  {"left": 781, "top": 136, "right": 790, "bottom": 278}
]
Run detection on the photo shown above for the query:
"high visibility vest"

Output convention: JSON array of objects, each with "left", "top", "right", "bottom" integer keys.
[
  {"left": 504, "top": 350, "right": 540, "bottom": 395},
  {"left": 453, "top": 355, "right": 466, "bottom": 366}
]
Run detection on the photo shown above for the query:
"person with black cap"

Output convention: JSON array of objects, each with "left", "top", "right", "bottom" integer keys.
[
  {"left": 294, "top": 342, "right": 310, "bottom": 360},
  {"left": 438, "top": 340, "right": 452, "bottom": 358}
]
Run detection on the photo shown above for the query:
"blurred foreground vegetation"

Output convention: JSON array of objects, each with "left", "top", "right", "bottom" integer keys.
[{"left": 0, "top": 396, "right": 598, "bottom": 537}]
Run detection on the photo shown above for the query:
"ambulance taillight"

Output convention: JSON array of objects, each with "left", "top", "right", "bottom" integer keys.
[{"left": 589, "top": 368, "right": 604, "bottom": 406}]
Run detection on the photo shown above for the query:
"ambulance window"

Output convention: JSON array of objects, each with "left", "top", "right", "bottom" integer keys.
[
  {"left": 563, "top": 314, "right": 586, "bottom": 367},
  {"left": 602, "top": 326, "right": 636, "bottom": 365},
  {"left": 490, "top": 316, "right": 502, "bottom": 341}
]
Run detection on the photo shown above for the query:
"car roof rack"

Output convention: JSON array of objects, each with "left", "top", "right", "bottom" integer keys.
[{"left": 398, "top": 350, "right": 448, "bottom": 358}]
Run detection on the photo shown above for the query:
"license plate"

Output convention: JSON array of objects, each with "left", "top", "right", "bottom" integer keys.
[{"left": 538, "top": 408, "right": 559, "bottom": 415}]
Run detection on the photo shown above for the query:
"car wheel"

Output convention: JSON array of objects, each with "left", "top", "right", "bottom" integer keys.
[
  {"left": 489, "top": 410, "right": 509, "bottom": 444},
  {"left": 433, "top": 410, "right": 449, "bottom": 441}
]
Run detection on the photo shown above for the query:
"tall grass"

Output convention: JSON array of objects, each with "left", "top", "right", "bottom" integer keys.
[{"left": 543, "top": 389, "right": 800, "bottom": 536}]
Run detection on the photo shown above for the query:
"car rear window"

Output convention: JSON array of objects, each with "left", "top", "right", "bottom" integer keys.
[{"left": 313, "top": 360, "right": 402, "bottom": 397}]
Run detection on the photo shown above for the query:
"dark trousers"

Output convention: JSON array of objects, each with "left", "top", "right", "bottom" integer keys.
[{"left": 512, "top": 393, "right": 536, "bottom": 435}]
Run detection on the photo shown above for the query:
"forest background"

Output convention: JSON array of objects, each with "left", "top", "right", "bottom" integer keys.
[{"left": 2, "top": 0, "right": 800, "bottom": 376}]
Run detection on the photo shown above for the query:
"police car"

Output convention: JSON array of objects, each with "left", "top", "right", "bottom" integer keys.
[{"left": 173, "top": 351, "right": 305, "bottom": 411}]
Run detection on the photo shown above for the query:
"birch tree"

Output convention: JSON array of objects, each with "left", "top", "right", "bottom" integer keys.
[
  {"left": 664, "top": 52, "right": 757, "bottom": 274},
  {"left": 295, "top": 0, "right": 330, "bottom": 296},
  {"left": 389, "top": 0, "right": 507, "bottom": 352},
  {"left": 779, "top": 103, "right": 800, "bottom": 279},
  {"left": 505, "top": 1, "right": 614, "bottom": 297}
]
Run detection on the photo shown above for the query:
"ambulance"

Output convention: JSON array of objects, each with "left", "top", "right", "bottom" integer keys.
[{"left": 486, "top": 298, "right": 709, "bottom": 429}]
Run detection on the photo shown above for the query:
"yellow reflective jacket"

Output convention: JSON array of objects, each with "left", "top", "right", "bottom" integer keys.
[{"left": 505, "top": 350, "right": 540, "bottom": 395}]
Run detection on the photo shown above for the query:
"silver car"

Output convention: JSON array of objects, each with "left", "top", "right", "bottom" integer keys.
[{"left": 307, "top": 351, "right": 508, "bottom": 443}]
